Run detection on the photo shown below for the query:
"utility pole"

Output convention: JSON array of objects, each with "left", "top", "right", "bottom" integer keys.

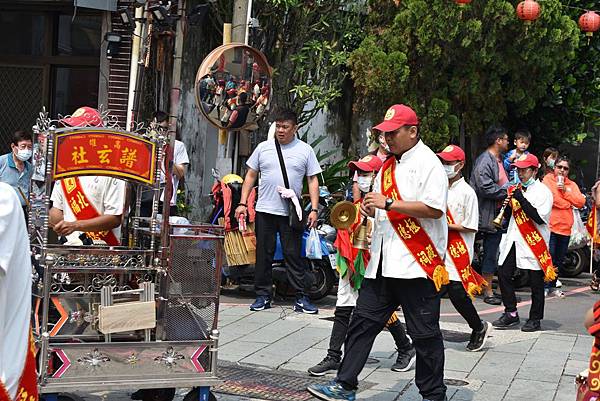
[{"left": 215, "top": 0, "right": 251, "bottom": 175}]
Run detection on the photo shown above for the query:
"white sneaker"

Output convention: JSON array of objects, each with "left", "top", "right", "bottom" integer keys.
[
  {"left": 544, "top": 288, "right": 550, "bottom": 297},
  {"left": 556, "top": 279, "right": 562, "bottom": 288},
  {"left": 551, "top": 289, "right": 565, "bottom": 298}
]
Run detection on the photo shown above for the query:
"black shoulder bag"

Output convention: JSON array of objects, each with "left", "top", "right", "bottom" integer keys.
[{"left": 274, "top": 139, "right": 306, "bottom": 231}]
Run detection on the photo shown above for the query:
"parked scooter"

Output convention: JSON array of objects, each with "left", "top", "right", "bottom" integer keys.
[{"left": 210, "top": 170, "right": 337, "bottom": 300}]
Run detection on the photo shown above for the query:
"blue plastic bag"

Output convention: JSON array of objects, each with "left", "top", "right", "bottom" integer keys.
[{"left": 305, "top": 228, "right": 323, "bottom": 260}]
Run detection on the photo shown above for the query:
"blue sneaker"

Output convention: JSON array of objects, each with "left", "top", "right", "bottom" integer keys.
[
  {"left": 307, "top": 381, "right": 356, "bottom": 401},
  {"left": 250, "top": 296, "right": 272, "bottom": 311},
  {"left": 294, "top": 296, "right": 318, "bottom": 314}
]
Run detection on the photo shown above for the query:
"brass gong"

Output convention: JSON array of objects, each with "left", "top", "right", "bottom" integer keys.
[{"left": 330, "top": 201, "right": 357, "bottom": 230}]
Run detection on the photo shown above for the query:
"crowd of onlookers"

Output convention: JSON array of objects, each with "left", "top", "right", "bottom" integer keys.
[
  {"left": 469, "top": 127, "right": 588, "bottom": 303},
  {"left": 199, "top": 73, "right": 270, "bottom": 128}
]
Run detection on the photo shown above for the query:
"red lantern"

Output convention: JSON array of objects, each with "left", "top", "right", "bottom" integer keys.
[
  {"left": 516, "top": 0, "right": 541, "bottom": 24},
  {"left": 455, "top": 0, "right": 472, "bottom": 6},
  {"left": 579, "top": 11, "right": 600, "bottom": 37}
]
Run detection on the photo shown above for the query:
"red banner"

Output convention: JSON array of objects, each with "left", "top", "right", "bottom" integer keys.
[
  {"left": 381, "top": 157, "right": 449, "bottom": 291},
  {"left": 509, "top": 186, "right": 556, "bottom": 282},
  {"left": 53, "top": 130, "right": 156, "bottom": 185},
  {"left": 446, "top": 210, "right": 487, "bottom": 298}
]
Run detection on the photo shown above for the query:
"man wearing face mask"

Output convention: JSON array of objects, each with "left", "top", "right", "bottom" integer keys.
[
  {"left": 492, "top": 154, "right": 554, "bottom": 332},
  {"left": 351, "top": 131, "right": 390, "bottom": 201},
  {"left": 0, "top": 131, "right": 33, "bottom": 212},
  {"left": 437, "top": 145, "right": 491, "bottom": 352},
  {"left": 308, "top": 154, "right": 414, "bottom": 377}
]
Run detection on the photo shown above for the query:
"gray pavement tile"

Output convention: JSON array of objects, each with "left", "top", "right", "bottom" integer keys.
[
  {"left": 564, "top": 358, "right": 588, "bottom": 377},
  {"left": 444, "top": 370, "right": 469, "bottom": 380},
  {"left": 553, "top": 375, "right": 577, "bottom": 401},
  {"left": 467, "top": 351, "right": 526, "bottom": 385},
  {"left": 489, "top": 339, "right": 536, "bottom": 354},
  {"left": 313, "top": 337, "right": 330, "bottom": 350},
  {"left": 530, "top": 337, "right": 574, "bottom": 354},
  {"left": 219, "top": 341, "right": 268, "bottom": 362},
  {"left": 444, "top": 348, "right": 483, "bottom": 373},
  {"left": 502, "top": 378, "right": 558, "bottom": 401},
  {"left": 514, "top": 350, "right": 569, "bottom": 382},
  {"left": 451, "top": 383, "right": 508, "bottom": 401},
  {"left": 285, "top": 346, "right": 330, "bottom": 369},
  {"left": 357, "top": 388, "right": 404, "bottom": 401},
  {"left": 219, "top": 322, "right": 269, "bottom": 345},
  {"left": 242, "top": 319, "right": 308, "bottom": 344},
  {"left": 360, "top": 369, "right": 411, "bottom": 392},
  {"left": 396, "top": 384, "right": 457, "bottom": 401}
]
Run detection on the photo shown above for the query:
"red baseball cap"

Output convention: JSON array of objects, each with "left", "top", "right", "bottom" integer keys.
[
  {"left": 437, "top": 145, "right": 465, "bottom": 162},
  {"left": 348, "top": 154, "right": 384, "bottom": 172},
  {"left": 512, "top": 153, "right": 540, "bottom": 169},
  {"left": 373, "top": 104, "right": 419, "bottom": 133},
  {"left": 60, "top": 106, "right": 104, "bottom": 127}
]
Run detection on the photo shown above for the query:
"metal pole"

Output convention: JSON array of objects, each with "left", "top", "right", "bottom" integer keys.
[{"left": 126, "top": 6, "right": 144, "bottom": 130}]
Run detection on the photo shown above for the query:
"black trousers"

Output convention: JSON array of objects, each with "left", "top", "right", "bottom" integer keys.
[
  {"left": 254, "top": 211, "right": 308, "bottom": 297},
  {"left": 327, "top": 307, "right": 411, "bottom": 361},
  {"left": 336, "top": 266, "right": 446, "bottom": 401},
  {"left": 498, "top": 245, "right": 545, "bottom": 320},
  {"left": 447, "top": 281, "right": 483, "bottom": 331}
]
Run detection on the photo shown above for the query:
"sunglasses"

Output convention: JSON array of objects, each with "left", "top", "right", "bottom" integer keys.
[{"left": 556, "top": 165, "right": 569, "bottom": 171}]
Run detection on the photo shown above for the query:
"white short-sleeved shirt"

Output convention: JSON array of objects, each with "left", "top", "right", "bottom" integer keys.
[
  {"left": 0, "top": 183, "right": 31, "bottom": 399},
  {"left": 366, "top": 140, "right": 449, "bottom": 279},
  {"left": 446, "top": 177, "right": 479, "bottom": 282},
  {"left": 160, "top": 140, "right": 190, "bottom": 206},
  {"left": 51, "top": 176, "right": 126, "bottom": 245},
  {"left": 498, "top": 180, "right": 553, "bottom": 271},
  {"left": 246, "top": 138, "right": 322, "bottom": 216}
]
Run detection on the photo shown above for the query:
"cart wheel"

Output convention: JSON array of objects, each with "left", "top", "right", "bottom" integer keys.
[
  {"left": 140, "top": 388, "right": 176, "bottom": 401},
  {"left": 182, "top": 388, "right": 217, "bottom": 401}
]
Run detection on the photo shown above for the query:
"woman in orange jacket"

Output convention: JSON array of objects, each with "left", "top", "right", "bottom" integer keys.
[{"left": 542, "top": 156, "right": 586, "bottom": 297}]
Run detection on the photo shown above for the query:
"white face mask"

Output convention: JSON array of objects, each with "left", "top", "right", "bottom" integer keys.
[
  {"left": 357, "top": 176, "right": 372, "bottom": 193},
  {"left": 15, "top": 149, "right": 32, "bottom": 161},
  {"left": 443, "top": 164, "right": 459, "bottom": 179}
]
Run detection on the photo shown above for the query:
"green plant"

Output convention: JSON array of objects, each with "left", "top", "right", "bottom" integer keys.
[{"left": 176, "top": 188, "right": 193, "bottom": 217}]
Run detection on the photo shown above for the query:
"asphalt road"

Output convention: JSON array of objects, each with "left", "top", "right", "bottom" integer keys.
[{"left": 219, "top": 272, "right": 598, "bottom": 335}]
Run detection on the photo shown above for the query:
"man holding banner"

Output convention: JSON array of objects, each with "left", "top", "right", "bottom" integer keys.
[
  {"left": 492, "top": 154, "right": 554, "bottom": 332},
  {"left": 437, "top": 144, "right": 491, "bottom": 352},
  {"left": 308, "top": 104, "right": 449, "bottom": 401},
  {"left": 49, "top": 107, "right": 126, "bottom": 246}
]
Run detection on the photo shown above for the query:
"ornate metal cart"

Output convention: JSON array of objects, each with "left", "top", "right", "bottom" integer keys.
[{"left": 28, "top": 111, "right": 222, "bottom": 401}]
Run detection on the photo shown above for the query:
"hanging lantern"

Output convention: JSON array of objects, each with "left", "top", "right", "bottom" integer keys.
[
  {"left": 579, "top": 11, "right": 600, "bottom": 37},
  {"left": 455, "top": 0, "right": 472, "bottom": 6},
  {"left": 516, "top": 0, "right": 541, "bottom": 25}
]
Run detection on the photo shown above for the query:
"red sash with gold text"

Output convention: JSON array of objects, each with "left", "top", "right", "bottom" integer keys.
[
  {"left": 0, "top": 332, "right": 38, "bottom": 401},
  {"left": 509, "top": 186, "right": 556, "bottom": 282},
  {"left": 381, "top": 157, "right": 449, "bottom": 291},
  {"left": 446, "top": 210, "right": 487, "bottom": 298},
  {"left": 60, "top": 178, "right": 119, "bottom": 246}
]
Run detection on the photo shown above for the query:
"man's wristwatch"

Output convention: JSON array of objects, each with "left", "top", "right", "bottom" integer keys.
[
  {"left": 310, "top": 209, "right": 318, "bottom": 214},
  {"left": 384, "top": 198, "right": 394, "bottom": 211}
]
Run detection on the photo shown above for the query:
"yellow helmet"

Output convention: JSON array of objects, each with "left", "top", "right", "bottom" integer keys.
[{"left": 222, "top": 174, "right": 243, "bottom": 185}]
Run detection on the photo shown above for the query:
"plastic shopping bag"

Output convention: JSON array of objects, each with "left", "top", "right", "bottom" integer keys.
[
  {"left": 570, "top": 208, "right": 589, "bottom": 249},
  {"left": 305, "top": 228, "right": 323, "bottom": 260}
]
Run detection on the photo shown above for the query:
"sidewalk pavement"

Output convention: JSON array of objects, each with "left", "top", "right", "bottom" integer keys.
[{"left": 216, "top": 303, "right": 591, "bottom": 401}]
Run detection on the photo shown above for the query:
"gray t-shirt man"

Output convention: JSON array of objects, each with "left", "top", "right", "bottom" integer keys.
[{"left": 246, "top": 138, "right": 322, "bottom": 216}]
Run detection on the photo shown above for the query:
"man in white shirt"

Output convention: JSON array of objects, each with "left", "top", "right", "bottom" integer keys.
[
  {"left": 49, "top": 106, "right": 126, "bottom": 245},
  {"left": 308, "top": 104, "right": 448, "bottom": 401},
  {"left": 0, "top": 183, "right": 35, "bottom": 401},
  {"left": 437, "top": 145, "right": 490, "bottom": 352},
  {"left": 492, "top": 154, "right": 553, "bottom": 332},
  {"left": 140, "top": 111, "right": 189, "bottom": 217}
]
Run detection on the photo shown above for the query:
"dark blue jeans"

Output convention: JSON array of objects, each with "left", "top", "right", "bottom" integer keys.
[
  {"left": 481, "top": 230, "right": 503, "bottom": 274},
  {"left": 547, "top": 232, "right": 570, "bottom": 289}
]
